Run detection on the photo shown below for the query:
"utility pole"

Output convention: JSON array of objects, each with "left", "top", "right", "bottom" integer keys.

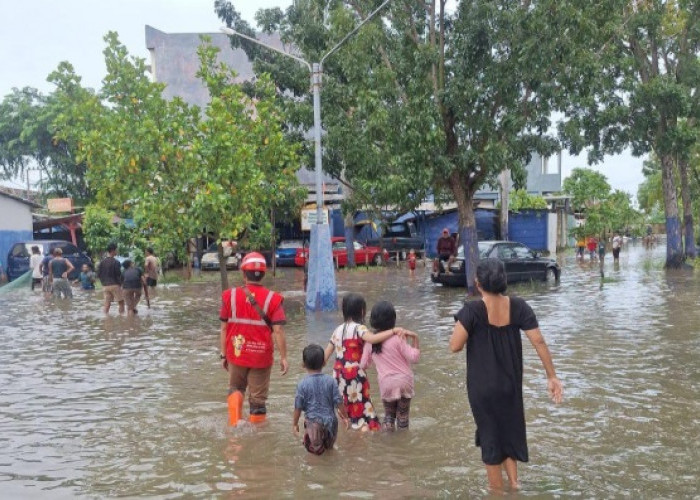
[{"left": 221, "top": 0, "right": 391, "bottom": 311}]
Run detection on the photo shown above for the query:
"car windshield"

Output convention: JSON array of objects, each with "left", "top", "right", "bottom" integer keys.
[{"left": 205, "top": 243, "right": 218, "bottom": 252}]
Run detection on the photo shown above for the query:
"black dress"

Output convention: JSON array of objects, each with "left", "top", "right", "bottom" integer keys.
[{"left": 454, "top": 296, "right": 538, "bottom": 465}]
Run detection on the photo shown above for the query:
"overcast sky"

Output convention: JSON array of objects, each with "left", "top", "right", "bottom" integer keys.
[{"left": 0, "top": 0, "right": 645, "bottom": 196}]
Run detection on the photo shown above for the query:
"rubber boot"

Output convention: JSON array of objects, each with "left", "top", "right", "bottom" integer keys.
[
  {"left": 227, "top": 391, "right": 244, "bottom": 426},
  {"left": 248, "top": 413, "right": 266, "bottom": 424}
]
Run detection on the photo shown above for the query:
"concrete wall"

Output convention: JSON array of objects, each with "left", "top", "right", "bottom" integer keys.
[{"left": 0, "top": 194, "right": 34, "bottom": 268}]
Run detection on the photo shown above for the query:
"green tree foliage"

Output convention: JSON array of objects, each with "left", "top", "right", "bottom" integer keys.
[
  {"left": 558, "top": 0, "right": 700, "bottom": 267},
  {"left": 217, "top": 0, "right": 568, "bottom": 292},
  {"left": 54, "top": 33, "right": 302, "bottom": 290},
  {"left": 82, "top": 206, "right": 135, "bottom": 260},
  {"left": 0, "top": 83, "right": 94, "bottom": 204},
  {"left": 562, "top": 168, "right": 613, "bottom": 212},
  {"left": 508, "top": 189, "right": 548, "bottom": 211}
]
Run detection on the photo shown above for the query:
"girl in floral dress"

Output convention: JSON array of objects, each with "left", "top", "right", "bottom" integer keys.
[{"left": 324, "top": 293, "right": 397, "bottom": 431}]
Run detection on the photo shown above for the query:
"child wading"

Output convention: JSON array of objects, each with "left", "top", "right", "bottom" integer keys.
[
  {"left": 360, "top": 301, "right": 420, "bottom": 430},
  {"left": 293, "top": 344, "right": 349, "bottom": 455},
  {"left": 324, "top": 293, "right": 396, "bottom": 431}
]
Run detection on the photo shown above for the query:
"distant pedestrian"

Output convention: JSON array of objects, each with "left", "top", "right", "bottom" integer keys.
[
  {"left": 40, "top": 249, "right": 54, "bottom": 294},
  {"left": 121, "top": 259, "right": 145, "bottom": 315},
  {"left": 575, "top": 235, "right": 586, "bottom": 260},
  {"left": 293, "top": 344, "right": 349, "bottom": 455},
  {"left": 586, "top": 236, "right": 598, "bottom": 261},
  {"left": 30, "top": 246, "right": 43, "bottom": 291},
  {"left": 612, "top": 233, "right": 622, "bottom": 262},
  {"left": 48, "top": 248, "right": 74, "bottom": 299},
  {"left": 76, "top": 263, "right": 96, "bottom": 290},
  {"left": 98, "top": 242, "right": 125, "bottom": 315},
  {"left": 407, "top": 249, "right": 417, "bottom": 277},
  {"left": 144, "top": 247, "right": 159, "bottom": 288}
]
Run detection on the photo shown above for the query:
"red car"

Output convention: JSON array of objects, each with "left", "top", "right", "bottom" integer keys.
[{"left": 294, "top": 237, "right": 388, "bottom": 267}]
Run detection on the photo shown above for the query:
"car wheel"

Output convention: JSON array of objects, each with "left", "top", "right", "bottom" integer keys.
[
  {"left": 545, "top": 267, "right": 559, "bottom": 283},
  {"left": 373, "top": 253, "right": 383, "bottom": 265}
]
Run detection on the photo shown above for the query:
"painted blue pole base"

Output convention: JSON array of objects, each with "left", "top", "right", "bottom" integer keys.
[{"left": 306, "top": 223, "right": 338, "bottom": 311}]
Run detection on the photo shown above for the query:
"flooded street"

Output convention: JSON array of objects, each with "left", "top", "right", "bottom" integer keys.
[{"left": 0, "top": 242, "right": 698, "bottom": 498}]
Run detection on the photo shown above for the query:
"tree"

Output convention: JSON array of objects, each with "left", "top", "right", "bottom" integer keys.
[
  {"left": 53, "top": 33, "right": 302, "bottom": 290},
  {"left": 562, "top": 168, "right": 613, "bottom": 212},
  {"left": 218, "top": 0, "right": 568, "bottom": 293},
  {"left": 0, "top": 84, "right": 94, "bottom": 204},
  {"left": 559, "top": 0, "right": 700, "bottom": 268},
  {"left": 508, "top": 189, "right": 548, "bottom": 212}
]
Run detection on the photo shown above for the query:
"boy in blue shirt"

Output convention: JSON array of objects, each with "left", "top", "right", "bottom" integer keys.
[
  {"left": 293, "top": 344, "right": 349, "bottom": 455},
  {"left": 77, "top": 264, "right": 96, "bottom": 290}
]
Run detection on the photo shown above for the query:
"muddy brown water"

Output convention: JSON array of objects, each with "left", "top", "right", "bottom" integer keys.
[{"left": 0, "top": 242, "right": 698, "bottom": 498}]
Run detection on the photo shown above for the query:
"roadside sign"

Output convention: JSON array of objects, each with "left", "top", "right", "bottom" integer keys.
[
  {"left": 301, "top": 208, "right": 329, "bottom": 231},
  {"left": 47, "top": 198, "right": 73, "bottom": 213}
]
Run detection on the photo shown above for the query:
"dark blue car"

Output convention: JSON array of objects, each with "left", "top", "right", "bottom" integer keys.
[
  {"left": 6, "top": 240, "right": 93, "bottom": 281},
  {"left": 275, "top": 240, "right": 303, "bottom": 267}
]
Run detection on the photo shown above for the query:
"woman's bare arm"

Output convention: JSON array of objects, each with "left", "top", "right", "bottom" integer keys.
[
  {"left": 524, "top": 327, "right": 563, "bottom": 403},
  {"left": 449, "top": 321, "right": 468, "bottom": 353}
]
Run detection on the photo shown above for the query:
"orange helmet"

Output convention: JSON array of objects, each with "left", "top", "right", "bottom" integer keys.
[{"left": 240, "top": 252, "right": 267, "bottom": 272}]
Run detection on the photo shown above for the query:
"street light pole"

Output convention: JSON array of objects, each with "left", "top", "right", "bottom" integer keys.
[{"left": 221, "top": 0, "right": 390, "bottom": 311}]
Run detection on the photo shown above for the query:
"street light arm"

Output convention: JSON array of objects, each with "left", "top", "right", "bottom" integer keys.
[
  {"left": 220, "top": 27, "right": 312, "bottom": 72},
  {"left": 320, "top": 0, "right": 392, "bottom": 66}
]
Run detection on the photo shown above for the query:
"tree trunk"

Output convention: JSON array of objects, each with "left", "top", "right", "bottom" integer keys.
[
  {"left": 499, "top": 169, "right": 510, "bottom": 241},
  {"left": 677, "top": 157, "right": 696, "bottom": 259},
  {"left": 218, "top": 242, "right": 229, "bottom": 291},
  {"left": 344, "top": 211, "right": 356, "bottom": 269},
  {"left": 451, "top": 175, "right": 478, "bottom": 295},
  {"left": 660, "top": 154, "right": 684, "bottom": 268}
]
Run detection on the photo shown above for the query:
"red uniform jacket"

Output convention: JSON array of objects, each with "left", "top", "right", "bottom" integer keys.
[{"left": 220, "top": 285, "right": 285, "bottom": 368}]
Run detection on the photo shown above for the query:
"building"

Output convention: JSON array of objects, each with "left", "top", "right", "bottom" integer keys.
[
  {"left": 145, "top": 25, "right": 337, "bottom": 205},
  {"left": 0, "top": 190, "right": 40, "bottom": 267},
  {"left": 473, "top": 152, "right": 563, "bottom": 208}
]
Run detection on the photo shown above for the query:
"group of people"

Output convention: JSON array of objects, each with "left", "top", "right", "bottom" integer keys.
[
  {"left": 96, "top": 242, "right": 159, "bottom": 315},
  {"left": 575, "top": 233, "right": 623, "bottom": 263},
  {"left": 27, "top": 242, "right": 160, "bottom": 315},
  {"left": 219, "top": 251, "right": 563, "bottom": 492},
  {"left": 29, "top": 245, "right": 80, "bottom": 298}
]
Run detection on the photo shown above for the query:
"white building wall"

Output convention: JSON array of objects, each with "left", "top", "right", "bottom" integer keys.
[
  {"left": 547, "top": 213, "right": 558, "bottom": 254},
  {"left": 0, "top": 195, "right": 33, "bottom": 231}
]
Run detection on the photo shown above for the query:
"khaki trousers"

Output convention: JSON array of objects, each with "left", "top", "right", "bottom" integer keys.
[{"left": 228, "top": 364, "right": 272, "bottom": 415}]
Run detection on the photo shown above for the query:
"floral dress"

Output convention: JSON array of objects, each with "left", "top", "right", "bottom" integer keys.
[{"left": 329, "top": 321, "right": 381, "bottom": 430}]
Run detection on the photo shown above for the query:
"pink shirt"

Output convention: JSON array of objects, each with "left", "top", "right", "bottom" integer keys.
[{"left": 360, "top": 335, "right": 420, "bottom": 401}]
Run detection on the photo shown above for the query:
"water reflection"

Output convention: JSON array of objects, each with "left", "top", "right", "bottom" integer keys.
[{"left": 0, "top": 242, "right": 697, "bottom": 497}]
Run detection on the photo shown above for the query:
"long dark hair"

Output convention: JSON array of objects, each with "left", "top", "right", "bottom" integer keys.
[
  {"left": 369, "top": 301, "right": 396, "bottom": 354},
  {"left": 342, "top": 293, "right": 366, "bottom": 323}
]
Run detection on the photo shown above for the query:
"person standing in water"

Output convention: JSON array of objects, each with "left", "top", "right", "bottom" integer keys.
[
  {"left": 98, "top": 242, "right": 124, "bottom": 315},
  {"left": 449, "top": 258, "right": 563, "bottom": 493},
  {"left": 30, "top": 246, "right": 43, "bottom": 291},
  {"left": 219, "top": 252, "right": 288, "bottom": 424},
  {"left": 48, "top": 248, "right": 74, "bottom": 299}
]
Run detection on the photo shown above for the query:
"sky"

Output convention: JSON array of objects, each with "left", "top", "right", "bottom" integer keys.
[{"left": 0, "top": 0, "right": 645, "bottom": 197}]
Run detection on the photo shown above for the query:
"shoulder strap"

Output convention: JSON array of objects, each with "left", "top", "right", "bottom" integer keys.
[{"left": 243, "top": 286, "right": 273, "bottom": 330}]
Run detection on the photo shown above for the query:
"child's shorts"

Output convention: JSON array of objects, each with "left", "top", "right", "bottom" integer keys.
[{"left": 303, "top": 420, "right": 337, "bottom": 455}]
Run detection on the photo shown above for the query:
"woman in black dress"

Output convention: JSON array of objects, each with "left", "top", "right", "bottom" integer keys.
[{"left": 449, "top": 258, "right": 563, "bottom": 492}]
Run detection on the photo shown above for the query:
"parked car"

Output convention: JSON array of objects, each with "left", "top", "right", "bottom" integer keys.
[
  {"left": 294, "top": 237, "right": 389, "bottom": 268},
  {"left": 200, "top": 242, "right": 240, "bottom": 271},
  {"left": 431, "top": 240, "right": 560, "bottom": 287},
  {"left": 363, "top": 220, "right": 425, "bottom": 258},
  {"left": 275, "top": 240, "right": 304, "bottom": 267},
  {"left": 6, "top": 240, "right": 92, "bottom": 281}
]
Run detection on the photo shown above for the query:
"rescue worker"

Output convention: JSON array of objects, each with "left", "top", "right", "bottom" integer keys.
[{"left": 219, "top": 252, "right": 289, "bottom": 423}]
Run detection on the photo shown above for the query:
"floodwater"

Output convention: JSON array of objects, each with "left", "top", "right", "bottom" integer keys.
[{"left": 0, "top": 242, "right": 698, "bottom": 498}]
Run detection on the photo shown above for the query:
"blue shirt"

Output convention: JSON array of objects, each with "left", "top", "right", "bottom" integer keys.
[
  {"left": 79, "top": 271, "right": 96, "bottom": 290},
  {"left": 294, "top": 373, "right": 342, "bottom": 429}
]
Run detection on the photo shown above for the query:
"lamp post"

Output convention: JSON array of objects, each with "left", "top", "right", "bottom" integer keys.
[{"left": 221, "top": 0, "right": 390, "bottom": 311}]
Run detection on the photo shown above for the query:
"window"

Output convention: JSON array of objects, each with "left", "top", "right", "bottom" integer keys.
[
  {"left": 332, "top": 241, "right": 346, "bottom": 251},
  {"left": 541, "top": 152, "right": 562, "bottom": 175},
  {"left": 497, "top": 245, "right": 516, "bottom": 260},
  {"left": 512, "top": 244, "right": 534, "bottom": 259},
  {"left": 60, "top": 243, "right": 80, "bottom": 255},
  {"left": 12, "top": 244, "right": 29, "bottom": 258}
]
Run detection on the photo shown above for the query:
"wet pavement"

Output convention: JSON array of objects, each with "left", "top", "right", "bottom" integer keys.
[{"left": 0, "top": 241, "right": 698, "bottom": 497}]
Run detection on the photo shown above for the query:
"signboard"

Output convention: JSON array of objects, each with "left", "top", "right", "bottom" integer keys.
[
  {"left": 301, "top": 208, "right": 329, "bottom": 231},
  {"left": 47, "top": 198, "right": 73, "bottom": 213}
]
